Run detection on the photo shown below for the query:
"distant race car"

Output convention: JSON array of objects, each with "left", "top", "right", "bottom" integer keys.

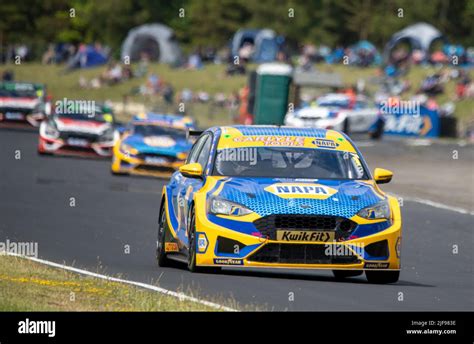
[
  {"left": 0, "top": 82, "right": 50, "bottom": 128},
  {"left": 156, "top": 125, "right": 402, "bottom": 284},
  {"left": 38, "top": 102, "right": 116, "bottom": 157},
  {"left": 111, "top": 113, "right": 196, "bottom": 177},
  {"left": 284, "top": 93, "right": 385, "bottom": 139}
]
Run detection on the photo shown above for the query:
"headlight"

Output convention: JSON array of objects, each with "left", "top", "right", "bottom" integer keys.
[
  {"left": 121, "top": 144, "right": 139, "bottom": 156},
  {"left": 100, "top": 128, "right": 114, "bottom": 142},
  {"left": 40, "top": 123, "right": 59, "bottom": 139},
  {"left": 357, "top": 199, "right": 391, "bottom": 220},
  {"left": 177, "top": 152, "right": 188, "bottom": 160},
  {"left": 209, "top": 198, "right": 252, "bottom": 216},
  {"left": 32, "top": 104, "right": 43, "bottom": 114}
]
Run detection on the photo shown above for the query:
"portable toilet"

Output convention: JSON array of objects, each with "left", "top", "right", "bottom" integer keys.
[{"left": 253, "top": 63, "right": 293, "bottom": 125}]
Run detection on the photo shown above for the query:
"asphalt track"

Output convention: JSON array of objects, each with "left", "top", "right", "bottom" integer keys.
[{"left": 1, "top": 128, "right": 473, "bottom": 311}]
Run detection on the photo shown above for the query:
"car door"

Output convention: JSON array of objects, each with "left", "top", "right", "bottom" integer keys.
[{"left": 175, "top": 133, "right": 212, "bottom": 244}]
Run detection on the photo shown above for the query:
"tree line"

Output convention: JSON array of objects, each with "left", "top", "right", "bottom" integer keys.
[{"left": 1, "top": 0, "right": 473, "bottom": 59}]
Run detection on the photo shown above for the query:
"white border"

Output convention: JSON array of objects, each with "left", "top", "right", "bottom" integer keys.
[{"left": 4, "top": 253, "right": 237, "bottom": 312}]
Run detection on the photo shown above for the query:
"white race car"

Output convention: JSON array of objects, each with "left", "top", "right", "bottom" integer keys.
[{"left": 284, "top": 93, "right": 384, "bottom": 138}]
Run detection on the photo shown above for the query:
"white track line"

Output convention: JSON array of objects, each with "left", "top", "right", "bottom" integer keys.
[
  {"left": 391, "top": 194, "right": 474, "bottom": 216},
  {"left": 5, "top": 253, "right": 237, "bottom": 312}
]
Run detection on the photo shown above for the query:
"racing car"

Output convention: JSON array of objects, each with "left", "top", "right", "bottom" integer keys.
[
  {"left": 38, "top": 101, "right": 116, "bottom": 157},
  {"left": 157, "top": 125, "right": 402, "bottom": 284},
  {"left": 111, "top": 113, "right": 196, "bottom": 177},
  {"left": 0, "top": 82, "right": 50, "bottom": 128},
  {"left": 284, "top": 93, "right": 385, "bottom": 139}
]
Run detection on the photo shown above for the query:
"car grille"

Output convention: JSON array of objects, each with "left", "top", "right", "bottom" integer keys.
[
  {"left": 136, "top": 153, "right": 178, "bottom": 163},
  {"left": 253, "top": 215, "right": 357, "bottom": 241},
  {"left": 247, "top": 243, "right": 360, "bottom": 265},
  {"left": 60, "top": 132, "right": 99, "bottom": 143},
  {"left": 135, "top": 165, "right": 176, "bottom": 173},
  {"left": 0, "top": 107, "right": 32, "bottom": 114},
  {"left": 60, "top": 146, "right": 95, "bottom": 154}
]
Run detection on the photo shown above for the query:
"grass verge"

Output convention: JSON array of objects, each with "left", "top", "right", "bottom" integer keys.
[{"left": 0, "top": 256, "right": 235, "bottom": 311}]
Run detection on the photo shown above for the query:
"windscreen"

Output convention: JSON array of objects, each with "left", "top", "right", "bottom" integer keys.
[
  {"left": 213, "top": 146, "right": 369, "bottom": 180},
  {"left": 133, "top": 124, "right": 186, "bottom": 139},
  {"left": 0, "top": 84, "right": 38, "bottom": 98}
]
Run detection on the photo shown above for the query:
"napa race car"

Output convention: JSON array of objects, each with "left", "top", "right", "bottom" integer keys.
[
  {"left": 284, "top": 93, "right": 385, "bottom": 139},
  {"left": 111, "top": 113, "right": 196, "bottom": 177},
  {"left": 157, "top": 125, "right": 402, "bottom": 284},
  {"left": 38, "top": 101, "right": 116, "bottom": 157},
  {"left": 0, "top": 82, "right": 50, "bottom": 128}
]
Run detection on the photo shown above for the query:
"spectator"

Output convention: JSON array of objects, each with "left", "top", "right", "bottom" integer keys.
[{"left": 2, "top": 69, "right": 14, "bottom": 81}]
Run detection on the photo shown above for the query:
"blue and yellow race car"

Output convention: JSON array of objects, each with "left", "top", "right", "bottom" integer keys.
[
  {"left": 111, "top": 113, "right": 196, "bottom": 177},
  {"left": 157, "top": 125, "right": 402, "bottom": 284}
]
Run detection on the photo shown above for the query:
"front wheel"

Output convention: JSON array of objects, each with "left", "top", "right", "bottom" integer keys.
[
  {"left": 186, "top": 206, "right": 221, "bottom": 274},
  {"left": 365, "top": 270, "right": 400, "bottom": 284},
  {"left": 156, "top": 203, "right": 171, "bottom": 267},
  {"left": 186, "top": 206, "right": 198, "bottom": 272}
]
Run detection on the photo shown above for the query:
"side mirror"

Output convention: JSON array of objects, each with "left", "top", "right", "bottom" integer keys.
[
  {"left": 374, "top": 168, "right": 393, "bottom": 184},
  {"left": 179, "top": 163, "right": 203, "bottom": 179}
]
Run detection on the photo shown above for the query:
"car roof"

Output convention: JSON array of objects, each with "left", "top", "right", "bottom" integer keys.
[{"left": 208, "top": 125, "right": 357, "bottom": 153}]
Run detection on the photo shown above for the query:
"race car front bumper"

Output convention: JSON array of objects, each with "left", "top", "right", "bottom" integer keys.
[
  {"left": 112, "top": 149, "right": 184, "bottom": 177},
  {"left": 38, "top": 135, "right": 114, "bottom": 157},
  {"left": 0, "top": 111, "right": 45, "bottom": 128},
  {"left": 192, "top": 197, "right": 402, "bottom": 271}
]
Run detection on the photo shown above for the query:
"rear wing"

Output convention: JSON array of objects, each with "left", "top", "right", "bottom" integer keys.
[{"left": 186, "top": 129, "right": 204, "bottom": 140}]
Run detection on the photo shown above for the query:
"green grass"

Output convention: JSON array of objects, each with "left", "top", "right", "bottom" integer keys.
[
  {"left": 1, "top": 62, "right": 472, "bottom": 128},
  {"left": 0, "top": 256, "right": 240, "bottom": 311}
]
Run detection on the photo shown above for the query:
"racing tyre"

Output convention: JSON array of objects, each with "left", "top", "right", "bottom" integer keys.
[
  {"left": 111, "top": 169, "right": 127, "bottom": 176},
  {"left": 156, "top": 203, "right": 171, "bottom": 267},
  {"left": 342, "top": 118, "right": 350, "bottom": 135},
  {"left": 365, "top": 270, "right": 400, "bottom": 284},
  {"left": 332, "top": 270, "right": 363, "bottom": 280},
  {"left": 186, "top": 206, "right": 198, "bottom": 272},
  {"left": 186, "top": 206, "right": 220, "bottom": 274},
  {"left": 369, "top": 119, "right": 384, "bottom": 140}
]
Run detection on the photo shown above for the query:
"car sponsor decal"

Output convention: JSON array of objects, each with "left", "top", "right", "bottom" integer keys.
[
  {"left": 5, "top": 112, "right": 25, "bottom": 120},
  {"left": 276, "top": 230, "right": 335, "bottom": 242},
  {"left": 213, "top": 258, "right": 243, "bottom": 265},
  {"left": 364, "top": 262, "right": 390, "bottom": 269},
  {"left": 264, "top": 183, "right": 338, "bottom": 199},
  {"left": 232, "top": 135, "right": 305, "bottom": 147},
  {"left": 165, "top": 242, "right": 179, "bottom": 252},
  {"left": 67, "top": 138, "right": 89, "bottom": 147},
  {"left": 196, "top": 232, "right": 208, "bottom": 254},
  {"left": 144, "top": 156, "right": 167, "bottom": 165},
  {"left": 0, "top": 97, "right": 39, "bottom": 108},
  {"left": 312, "top": 138, "right": 338, "bottom": 149},
  {"left": 143, "top": 136, "right": 176, "bottom": 148},
  {"left": 55, "top": 119, "right": 109, "bottom": 134}
]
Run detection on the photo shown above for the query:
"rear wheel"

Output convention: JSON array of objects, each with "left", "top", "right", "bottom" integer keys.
[
  {"left": 332, "top": 270, "right": 363, "bottom": 280},
  {"left": 365, "top": 270, "right": 400, "bottom": 284},
  {"left": 156, "top": 203, "right": 171, "bottom": 267}
]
